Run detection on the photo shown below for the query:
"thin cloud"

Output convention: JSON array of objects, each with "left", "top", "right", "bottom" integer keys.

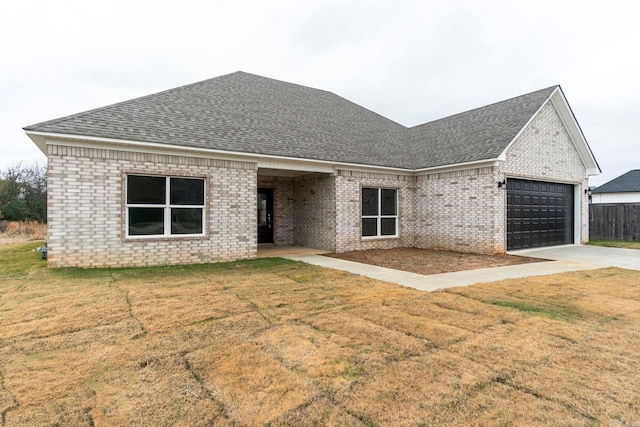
[{"left": 2, "top": 0, "right": 638, "bottom": 186}]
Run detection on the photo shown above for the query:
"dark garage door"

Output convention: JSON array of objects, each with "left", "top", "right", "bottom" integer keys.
[{"left": 507, "top": 178, "right": 574, "bottom": 250}]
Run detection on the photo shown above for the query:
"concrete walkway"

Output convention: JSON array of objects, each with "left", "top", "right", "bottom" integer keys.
[{"left": 283, "top": 254, "right": 598, "bottom": 292}]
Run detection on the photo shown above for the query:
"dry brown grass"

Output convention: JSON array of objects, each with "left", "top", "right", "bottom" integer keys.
[
  {"left": 588, "top": 239, "right": 640, "bottom": 250},
  {"left": 0, "top": 221, "right": 46, "bottom": 245},
  {"left": 328, "top": 247, "right": 542, "bottom": 275},
  {"left": 2, "top": 242, "right": 640, "bottom": 426}
]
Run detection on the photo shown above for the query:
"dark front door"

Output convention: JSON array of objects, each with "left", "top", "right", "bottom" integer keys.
[
  {"left": 257, "top": 188, "right": 274, "bottom": 244},
  {"left": 507, "top": 178, "right": 574, "bottom": 250}
]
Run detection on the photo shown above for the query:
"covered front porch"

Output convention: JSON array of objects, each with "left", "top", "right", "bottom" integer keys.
[{"left": 256, "top": 165, "right": 337, "bottom": 254}]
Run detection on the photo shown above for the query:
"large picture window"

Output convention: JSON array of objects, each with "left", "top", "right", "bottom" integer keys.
[
  {"left": 126, "top": 175, "right": 205, "bottom": 237},
  {"left": 362, "top": 187, "right": 398, "bottom": 238}
]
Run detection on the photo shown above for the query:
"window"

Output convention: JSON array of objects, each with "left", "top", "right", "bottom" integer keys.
[
  {"left": 126, "top": 175, "right": 205, "bottom": 237},
  {"left": 362, "top": 187, "right": 398, "bottom": 238}
]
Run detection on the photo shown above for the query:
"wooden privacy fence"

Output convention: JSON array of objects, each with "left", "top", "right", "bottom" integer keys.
[{"left": 589, "top": 203, "right": 640, "bottom": 241}]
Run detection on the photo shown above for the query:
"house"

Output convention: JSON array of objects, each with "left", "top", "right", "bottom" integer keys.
[
  {"left": 591, "top": 170, "right": 640, "bottom": 204},
  {"left": 24, "top": 72, "right": 600, "bottom": 268}
]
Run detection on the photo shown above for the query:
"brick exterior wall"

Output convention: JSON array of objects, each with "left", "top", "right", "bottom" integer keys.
[
  {"left": 45, "top": 101, "right": 590, "bottom": 266},
  {"left": 47, "top": 145, "right": 256, "bottom": 268},
  {"left": 414, "top": 167, "right": 503, "bottom": 254},
  {"left": 501, "top": 101, "right": 589, "bottom": 244},
  {"left": 293, "top": 174, "right": 337, "bottom": 252},
  {"left": 409, "top": 101, "right": 589, "bottom": 254},
  {"left": 335, "top": 171, "right": 415, "bottom": 252},
  {"left": 258, "top": 171, "right": 417, "bottom": 253}
]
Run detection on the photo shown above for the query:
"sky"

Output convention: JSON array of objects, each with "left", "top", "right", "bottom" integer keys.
[{"left": 1, "top": 0, "right": 638, "bottom": 186}]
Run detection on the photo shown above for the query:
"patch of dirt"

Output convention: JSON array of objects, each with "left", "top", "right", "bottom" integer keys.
[{"left": 327, "top": 247, "right": 543, "bottom": 275}]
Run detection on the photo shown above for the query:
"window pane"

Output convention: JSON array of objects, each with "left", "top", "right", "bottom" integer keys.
[
  {"left": 170, "top": 178, "right": 204, "bottom": 205},
  {"left": 362, "top": 218, "right": 377, "bottom": 237},
  {"left": 129, "top": 208, "right": 164, "bottom": 235},
  {"left": 381, "top": 189, "right": 397, "bottom": 216},
  {"left": 257, "top": 194, "right": 268, "bottom": 226},
  {"left": 171, "top": 208, "right": 203, "bottom": 234},
  {"left": 362, "top": 188, "right": 378, "bottom": 216},
  {"left": 381, "top": 218, "right": 396, "bottom": 236},
  {"left": 127, "top": 175, "right": 165, "bottom": 204}
]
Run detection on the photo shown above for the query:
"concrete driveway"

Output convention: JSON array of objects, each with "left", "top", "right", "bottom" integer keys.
[{"left": 509, "top": 245, "right": 640, "bottom": 271}]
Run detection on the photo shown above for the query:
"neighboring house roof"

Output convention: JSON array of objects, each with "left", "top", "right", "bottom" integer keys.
[
  {"left": 592, "top": 170, "right": 640, "bottom": 193},
  {"left": 24, "top": 71, "right": 599, "bottom": 173}
]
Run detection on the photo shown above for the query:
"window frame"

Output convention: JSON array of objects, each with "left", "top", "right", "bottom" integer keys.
[
  {"left": 125, "top": 174, "right": 206, "bottom": 239},
  {"left": 361, "top": 187, "right": 398, "bottom": 239}
]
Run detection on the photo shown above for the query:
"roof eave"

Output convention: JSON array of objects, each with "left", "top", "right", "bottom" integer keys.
[
  {"left": 24, "top": 131, "right": 48, "bottom": 156},
  {"left": 591, "top": 190, "right": 640, "bottom": 195},
  {"left": 24, "top": 130, "right": 417, "bottom": 175},
  {"left": 414, "top": 158, "right": 501, "bottom": 175}
]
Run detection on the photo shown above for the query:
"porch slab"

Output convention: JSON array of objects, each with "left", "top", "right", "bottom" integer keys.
[{"left": 257, "top": 246, "right": 330, "bottom": 258}]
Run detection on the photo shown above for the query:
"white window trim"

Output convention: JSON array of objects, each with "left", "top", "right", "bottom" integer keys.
[
  {"left": 126, "top": 175, "right": 206, "bottom": 239},
  {"left": 361, "top": 187, "right": 398, "bottom": 239}
]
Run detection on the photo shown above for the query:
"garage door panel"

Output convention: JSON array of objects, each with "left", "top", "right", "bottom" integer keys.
[{"left": 507, "top": 178, "right": 574, "bottom": 250}]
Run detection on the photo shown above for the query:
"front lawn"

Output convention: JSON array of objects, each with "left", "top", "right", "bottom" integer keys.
[
  {"left": 1, "top": 242, "right": 640, "bottom": 426},
  {"left": 588, "top": 239, "right": 640, "bottom": 250}
]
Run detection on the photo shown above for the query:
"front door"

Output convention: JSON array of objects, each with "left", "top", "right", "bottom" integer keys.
[{"left": 257, "top": 188, "right": 274, "bottom": 244}]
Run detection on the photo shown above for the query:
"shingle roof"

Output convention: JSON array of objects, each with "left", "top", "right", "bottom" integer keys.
[
  {"left": 24, "top": 71, "right": 558, "bottom": 170},
  {"left": 592, "top": 170, "right": 640, "bottom": 193},
  {"left": 408, "top": 86, "right": 557, "bottom": 168}
]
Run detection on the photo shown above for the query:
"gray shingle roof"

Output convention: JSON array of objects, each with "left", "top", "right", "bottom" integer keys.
[
  {"left": 24, "top": 71, "right": 558, "bottom": 170},
  {"left": 408, "top": 86, "right": 557, "bottom": 168},
  {"left": 592, "top": 170, "right": 640, "bottom": 193}
]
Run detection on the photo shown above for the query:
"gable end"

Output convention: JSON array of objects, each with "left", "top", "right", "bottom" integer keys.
[{"left": 500, "top": 87, "right": 600, "bottom": 176}]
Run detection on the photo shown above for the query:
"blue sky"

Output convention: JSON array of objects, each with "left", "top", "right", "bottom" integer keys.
[{"left": 2, "top": 0, "right": 638, "bottom": 186}]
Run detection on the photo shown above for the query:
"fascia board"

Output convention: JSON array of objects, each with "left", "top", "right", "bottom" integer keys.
[
  {"left": 414, "top": 159, "right": 501, "bottom": 175},
  {"left": 27, "top": 131, "right": 415, "bottom": 175},
  {"left": 549, "top": 89, "right": 601, "bottom": 176},
  {"left": 26, "top": 131, "right": 501, "bottom": 177}
]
